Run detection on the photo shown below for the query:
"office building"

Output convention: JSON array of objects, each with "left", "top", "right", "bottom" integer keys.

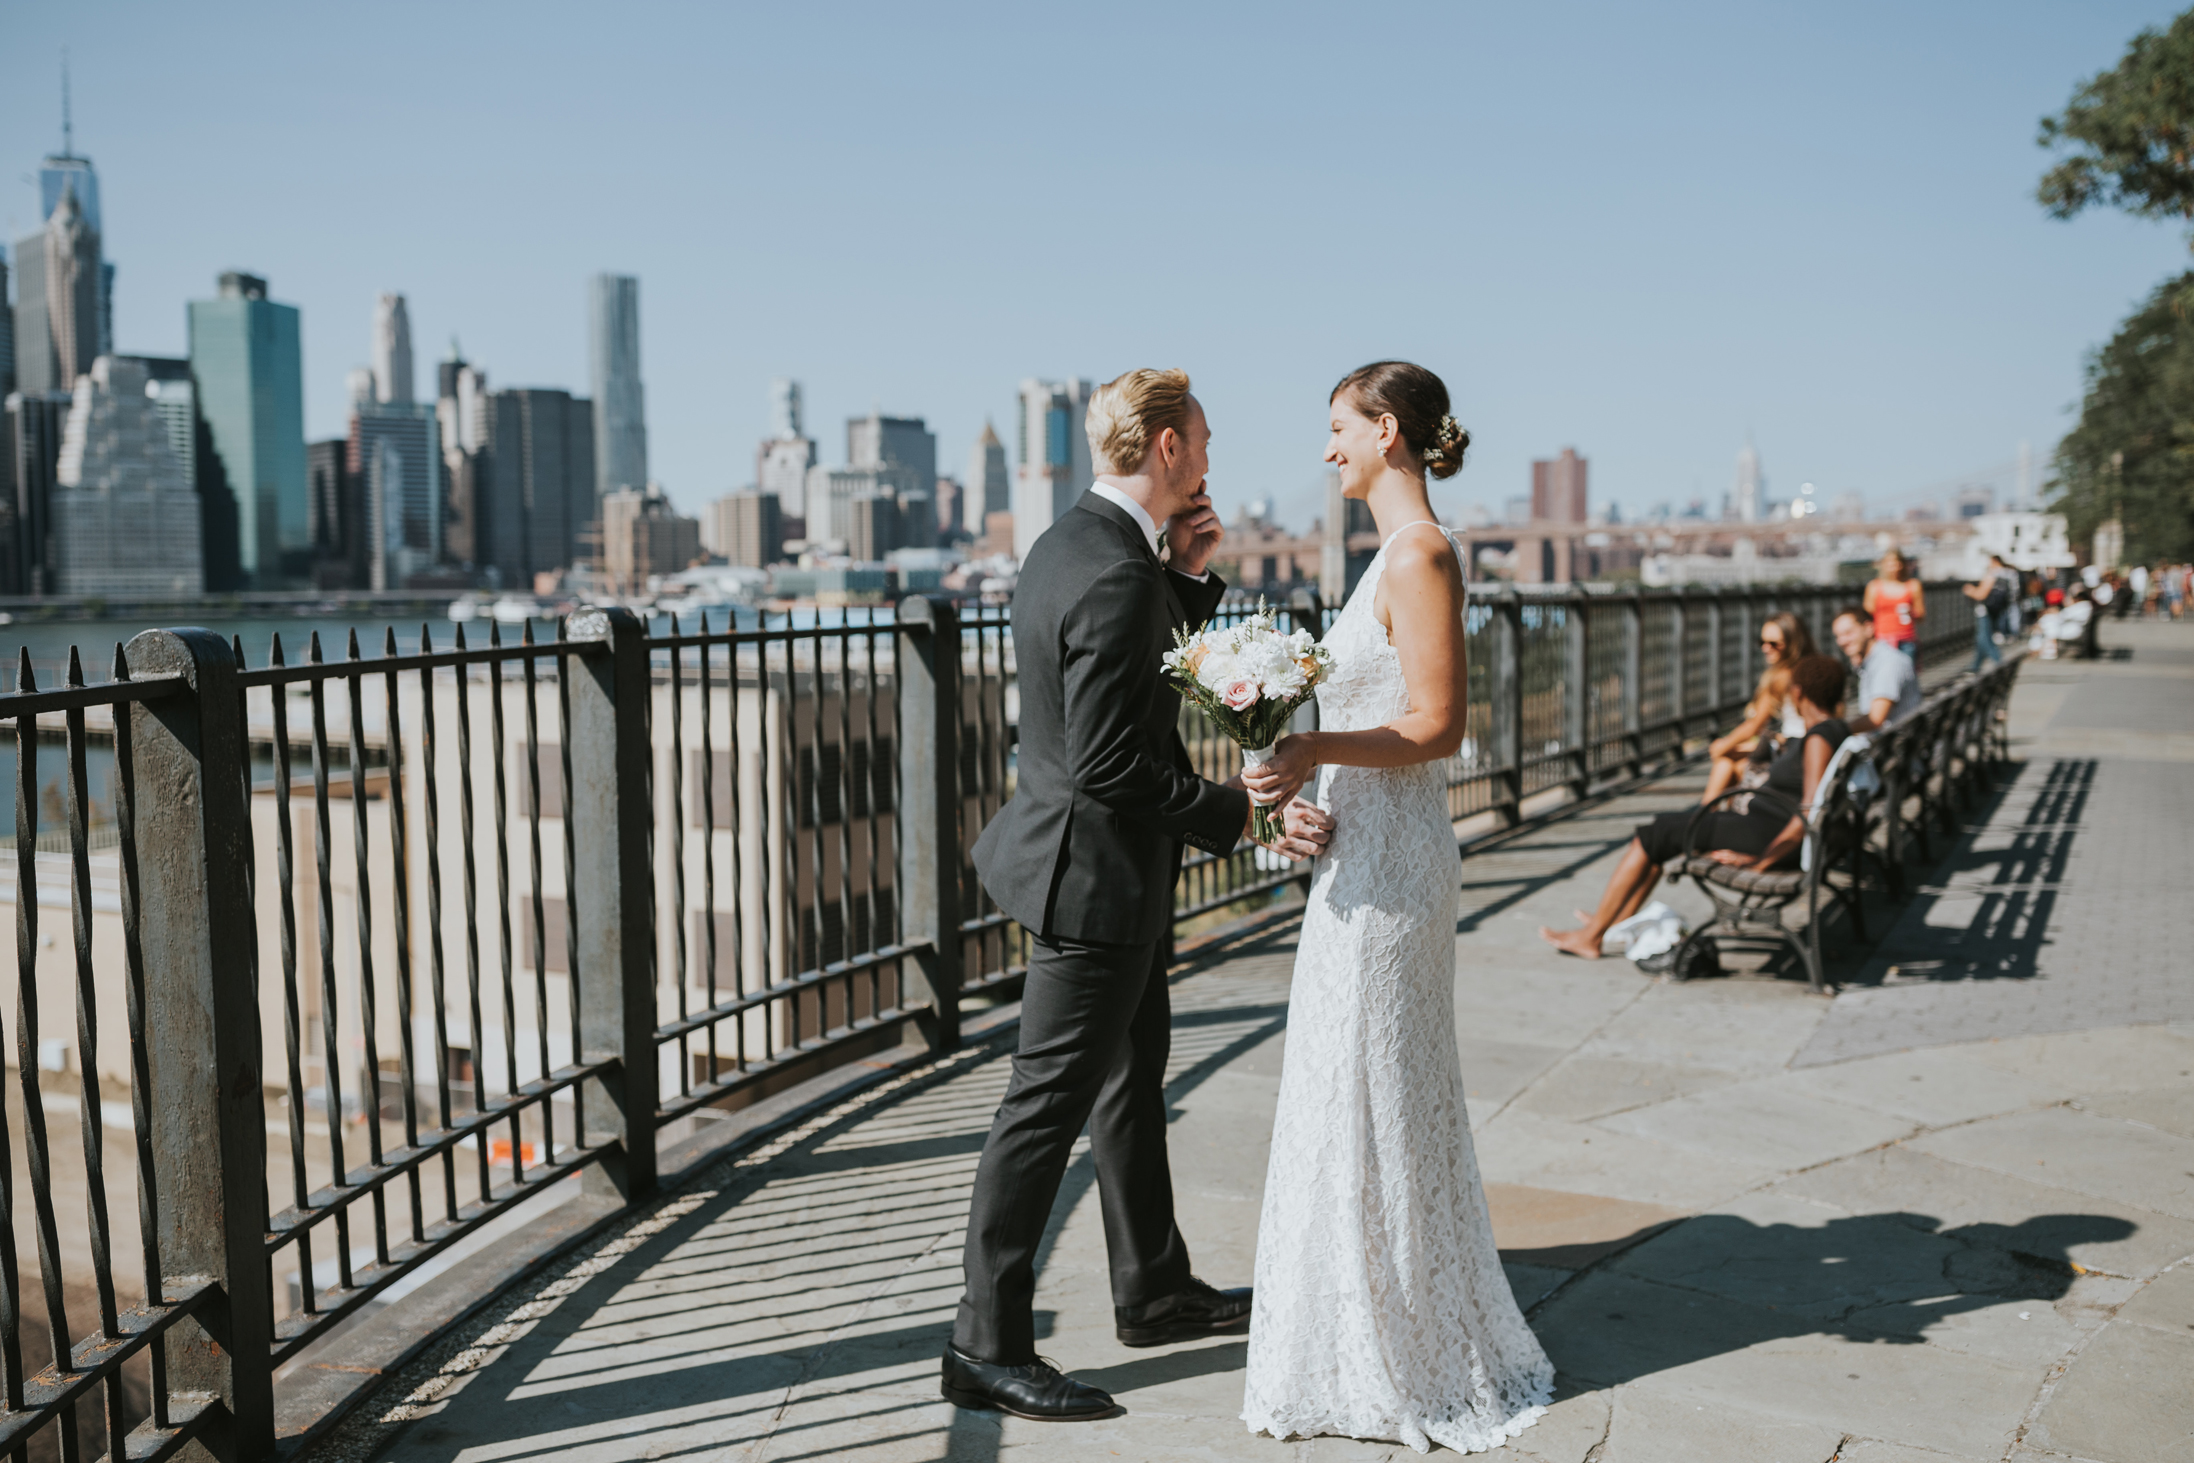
[
  {"left": 116, "top": 354, "right": 240, "bottom": 591},
  {"left": 373, "top": 293, "right": 415, "bottom": 404},
  {"left": 188, "top": 272, "right": 308, "bottom": 583},
  {"left": 480, "top": 387, "right": 595, "bottom": 589},
  {"left": 307, "top": 439, "right": 366, "bottom": 588},
  {"left": 1732, "top": 440, "right": 1763, "bottom": 523},
  {"left": 601, "top": 485, "right": 699, "bottom": 593},
  {"left": 34, "top": 104, "right": 114, "bottom": 363},
  {"left": 1, "top": 251, "right": 15, "bottom": 395},
  {"left": 50, "top": 356, "right": 203, "bottom": 595},
  {"left": 589, "top": 273, "right": 647, "bottom": 492},
  {"left": 437, "top": 347, "right": 488, "bottom": 566},
  {"left": 1530, "top": 448, "right": 1588, "bottom": 523},
  {"left": 845, "top": 494, "right": 900, "bottom": 562},
  {"left": 757, "top": 378, "right": 817, "bottom": 508},
  {"left": 934, "top": 474, "right": 964, "bottom": 538},
  {"left": 4, "top": 389, "right": 72, "bottom": 593},
  {"left": 712, "top": 490, "right": 783, "bottom": 568},
  {"left": 1013, "top": 378, "right": 1093, "bottom": 559},
  {"left": 348, "top": 398, "right": 440, "bottom": 589},
  {"left": 12, "top": 181, "right": 102, "bottom": 395},
  {"left": 968, "top": 420, "right": 1008, "bottom": 518},
  {"left": 846, "top": 410, "right": 936, "bottom": 550}
]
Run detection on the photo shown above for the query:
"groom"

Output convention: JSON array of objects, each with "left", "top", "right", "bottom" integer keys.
[{"left": 944, "top": 369, "right": 1333, "bottom": 1420}]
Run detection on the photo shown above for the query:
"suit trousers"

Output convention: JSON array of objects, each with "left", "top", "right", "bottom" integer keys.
[{"left": 952, "top": 930, "right": 1191, "bottom": 1364}]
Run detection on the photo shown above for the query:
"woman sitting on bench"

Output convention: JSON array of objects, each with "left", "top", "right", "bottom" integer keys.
[
  {"left": 1540, "top": 653, "right": 1851, "bottom": 960},
  {"left": 1699, "top": 611, "right": 1816, "bottom": 804}
]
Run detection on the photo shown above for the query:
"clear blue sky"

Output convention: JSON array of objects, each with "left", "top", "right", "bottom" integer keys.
[{"left": 5, "top": 1, "right": 2187, "bottom": 534}]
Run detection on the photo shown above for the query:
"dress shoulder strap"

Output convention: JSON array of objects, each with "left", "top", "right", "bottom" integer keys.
[{"left": 1380, "top": 519, "right": 1448, "bottom": 548}]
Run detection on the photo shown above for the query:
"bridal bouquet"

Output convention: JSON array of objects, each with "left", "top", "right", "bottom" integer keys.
[{"left": 1162, "top": 604, "right": 1334, "bottom": 844}]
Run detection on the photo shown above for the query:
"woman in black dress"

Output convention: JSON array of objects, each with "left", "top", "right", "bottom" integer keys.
[{"left": 1540, "top": 654, "right": 1851, "bottom": 958}]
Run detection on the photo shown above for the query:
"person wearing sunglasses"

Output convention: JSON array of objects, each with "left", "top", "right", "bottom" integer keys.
[{"left": 1698, "top": 611, "right": 1818, "bottom": 805}]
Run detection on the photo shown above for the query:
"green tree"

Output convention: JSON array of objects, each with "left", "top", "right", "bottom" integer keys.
[
  {"left": 2038, "top": 11, "right": 2194, "bottom": 244},
  {"left": 2039, "top": 11, "right": 2194, "bottom": 561},
  {"left": 2053, "top": 272, "right": 2194, "bottom": 563}
]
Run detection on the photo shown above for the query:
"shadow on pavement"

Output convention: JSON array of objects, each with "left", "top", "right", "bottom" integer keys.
[{"left": 1532, "top": 1207, "right": 2136, "bottom": 1389}]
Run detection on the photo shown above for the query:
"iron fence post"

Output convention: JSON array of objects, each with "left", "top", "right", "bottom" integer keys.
[
  {"left": 1622, "top": 589, "right": 1644, "bottom": 774},
  {"left": 1669, "top": 593, "right": 1688, "bottom": 746},
  {"left": 896, "top": 596, "right": 964, "bottom": 1054},
  {"left": 1494, "top": 591, "right": 1522, "bottom": 824},
  {"left": 124, "top": 628, "right": 276, "bottom": 1461},
  {"left": 565, "top": 607, "right": 659, "bottom": 1203},
  {"left": 1705, "top": 592, "right": 1724, "bottom": 720},
  {"left": 1563, "top": 591, "right": 1588, "bottom": 796}
]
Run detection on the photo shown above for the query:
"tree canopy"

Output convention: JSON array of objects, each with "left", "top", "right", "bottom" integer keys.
[
  {"left": 2040, "top": 9, "right": 2194, "bottom": 561},
  {"left": 2038, "top": 11, "right": 2194, "bottom": 243},
  {"left": 2052, "top": 271, "right": 2194, "bottom": 563}
]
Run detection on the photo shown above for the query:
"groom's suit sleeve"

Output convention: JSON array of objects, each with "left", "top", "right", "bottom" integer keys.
[{"left": 1062, "top": 560, "right": 1249, "bottom": 855}]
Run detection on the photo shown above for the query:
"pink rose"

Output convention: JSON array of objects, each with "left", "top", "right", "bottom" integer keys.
[{"left": 1221, "top": 680, "right": 1259, "bottom": 711}]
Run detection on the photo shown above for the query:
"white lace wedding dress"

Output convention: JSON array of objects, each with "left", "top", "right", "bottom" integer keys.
[{"left": 1242, "top": 522, "right": 1554, "bottom": 1454}]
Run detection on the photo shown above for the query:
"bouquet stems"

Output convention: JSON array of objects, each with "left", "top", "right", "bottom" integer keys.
[{"left": 1241, "top": 745, "right": 1285, "bottom": 845}]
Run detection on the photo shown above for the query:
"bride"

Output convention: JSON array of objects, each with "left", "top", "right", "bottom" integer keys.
[{"left": 1237, "top": 362, "right": 1553, "bottom": 1452}]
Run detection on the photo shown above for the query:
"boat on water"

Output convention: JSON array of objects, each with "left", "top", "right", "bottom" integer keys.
[{"left": 448, "top": 594, "right": 548, "bottom": 626}]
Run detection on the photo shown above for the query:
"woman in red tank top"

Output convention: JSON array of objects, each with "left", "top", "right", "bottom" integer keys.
[{"left": 1865, "top": 548, "right": 1924, "bottom": 654}]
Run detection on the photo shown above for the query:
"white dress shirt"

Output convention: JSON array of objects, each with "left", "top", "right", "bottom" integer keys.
[{"left": 1089, "top": 482, "right": 1208, "bottom": 581}]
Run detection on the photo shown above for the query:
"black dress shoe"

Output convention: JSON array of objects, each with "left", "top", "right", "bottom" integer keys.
[
  {"left": 1114, "top": 1277, "right": 1253, "bottom": 1348},
  {"left": 940, "top": 1344, "right": 1117, "bottom": 1421}
]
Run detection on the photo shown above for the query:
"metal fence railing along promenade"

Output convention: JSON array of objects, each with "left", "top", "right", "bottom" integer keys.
[{"left": 0, "top": 581, "right": 1974, "bottom": 1459}]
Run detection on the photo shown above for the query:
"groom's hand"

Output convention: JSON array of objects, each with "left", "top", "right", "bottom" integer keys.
[
  {"left": 1253, "top": 797, "right": 1333, "bottom": 861},
  {"left": 1166, "top": 488, "right": 1224, "bottom": 578}
]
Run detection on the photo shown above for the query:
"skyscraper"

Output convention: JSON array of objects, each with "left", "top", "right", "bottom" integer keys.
[
  {"left": 437, "top": 345, "right": 488, "bottom": 566},
  {"left": 968, "top": 420, "right": 1008, "bottom": 518},
  {"left": 588, "top": 273, "right": 647, "bottom": 492},
  {"left": 847, "top": 410, "right": 937, "bottom": 548},
  {"left": 1013, "top": 378, "right": 1093, "bottom": 560},
  {"left": 51, "top": 356, "right": 203, "bottom": 595},
  {"left": 12, "top": 181, "right": 101, "bottom": 394},
  {"left": 307, "top": 438, "right": 366, "bottom": 588},
  {"left": 372, "top": 293, "right": 415, "bottom": 404},
  {"left": 1530, "top": 448, "right": 1588, "bottom": 523},
  {"left": 188, "top": 271, "right": 308, "bottom": 582},
  {"left": 4, "top": 389, "right": 72, "bottom": 593},
  {"left": 480, "top": 387, "right": 596, "bottom": 590},
  {"left": 36, "top": 68, "right": 115, "bottom": 362},
  {"left": 770, "top": 377, "right": 802, "bottom": 439},
  {"left": 348, "top": 375, "right": 441, "bottom": 589},
  {"left": 756, "top": 377, "right": 817, "bottom": 519},
  {"left": 1, "top": 250, "right": 15, "bottom": 396},
  {"left": 1732, "top": 440, "right": 1763, "bottom": 523}
]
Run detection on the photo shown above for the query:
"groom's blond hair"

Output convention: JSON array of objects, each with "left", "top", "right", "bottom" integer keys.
[{"left": 1086, "top": 368, "right": 1192, "bottom": 475}]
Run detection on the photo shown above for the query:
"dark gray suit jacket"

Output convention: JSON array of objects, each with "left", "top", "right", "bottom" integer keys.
[{"left": 971, "top": 493, "right": 1249, "bottom": 946}]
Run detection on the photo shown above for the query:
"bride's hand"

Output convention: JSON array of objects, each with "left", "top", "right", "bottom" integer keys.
[
  {"left": 1256, "top": 798, "right": 1334, "bottom": 861},
  {"left": 1241, "top": 733, "right": 1318, "bottom": 807}
]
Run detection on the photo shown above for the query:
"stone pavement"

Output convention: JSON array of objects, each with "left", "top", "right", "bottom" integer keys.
[{"left": 318, "top": 624, "right": 2194, "bottom": 1463}]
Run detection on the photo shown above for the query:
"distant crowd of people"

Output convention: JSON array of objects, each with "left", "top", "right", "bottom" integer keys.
[{"left": 1987, "top": 559, "right": 2194, "bottom": 661}]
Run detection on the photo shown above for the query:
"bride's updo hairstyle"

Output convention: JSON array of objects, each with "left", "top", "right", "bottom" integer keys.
[{"left": 1331, "top": 360, "right": 1469, "bottom": 479}]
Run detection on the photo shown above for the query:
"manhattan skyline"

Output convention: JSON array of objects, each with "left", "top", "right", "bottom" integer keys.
[{"left": 4, "top": 1, "right": 2186, "bottom": 535}]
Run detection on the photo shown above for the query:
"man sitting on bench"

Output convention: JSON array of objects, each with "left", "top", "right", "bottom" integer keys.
[{"left": 1831, "top": 606, "right": 1922, "bottom": 733}]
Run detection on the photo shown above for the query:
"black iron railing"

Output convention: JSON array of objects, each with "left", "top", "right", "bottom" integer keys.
[{"left": 0, "top": 581, "right": 1978, "bottom": 1459}]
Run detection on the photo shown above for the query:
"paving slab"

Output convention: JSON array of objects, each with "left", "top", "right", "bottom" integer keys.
[
  {"left": 1770, "top": 1145, "right": 2194, "bottom": 1282},
  {"left": 1908, "top": 1106, "right": 2194, "bottom": 1221},
  {"left": 1591, "top": 1080, "right": 1916, "bottom": 1172},
  {"left": 2075, "top": 1083, "right": 2194, "bottom": 1141},
  {"left": 1776, "top": 1045, "right": 2070, "bottom": 1126},
  {"left": 2117, "top": 1259, "right": 2194, "bottom": 1335},
  {"left": 1601, "top": 1382, "right": 1848, "bottom": 1462},
  {"left": 1506, "top": 1055, "right": 1743, "bottom": 1125},
  {"left": 2022, "top": 1318, "right": 2194, "bottom": 1462}
]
